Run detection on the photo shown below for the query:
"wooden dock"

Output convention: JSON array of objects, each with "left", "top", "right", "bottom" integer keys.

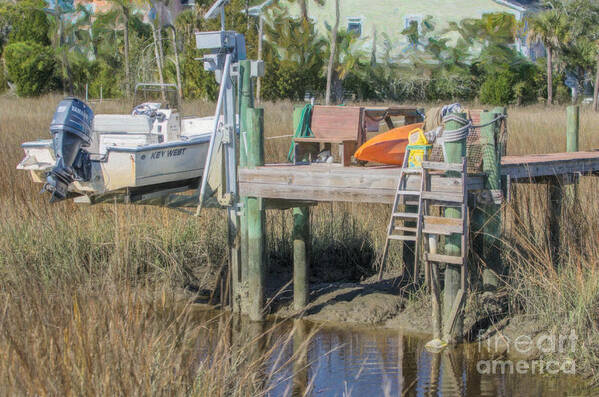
[
  {"left": 229, "top": 72, "right": 592, "bottom": 345},
  {"left": 239, "top": 151, "right": 599, "bottom": 204}
]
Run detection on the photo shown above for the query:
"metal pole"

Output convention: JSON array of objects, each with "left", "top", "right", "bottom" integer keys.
[
  {"left": 256, "top": 16, "right": 264, "bottom": 104},
  {"left": 197, "top": 53, "right": 232, "bottom": 214},
  {"left": 221, "top": 7, "right": 226, "bottom": 31},
  {"left": 223, "top": 52, "right": 241, "bottom": 313}
]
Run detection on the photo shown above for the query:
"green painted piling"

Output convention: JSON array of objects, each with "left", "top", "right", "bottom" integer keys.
[
  {"left": 443, "top": 112, "right": 467, "bottom": 343},
  {"left": 238, "top": 60, "right": 254, "bottom": 313},
  {"left": 567, "top": 105, "right": 579, "bottom": 154},
  {"left": 480, "top": 110, "right": 503, "bottom": 291},
  {"left": 246, "top": 108, "right": 266, "bottom": 322},
  {"left": 291, "top": 106, "right": 310, "bottom": 312},
  {"left": 293, "top": 207, "right": 310, "bottom": 311}
]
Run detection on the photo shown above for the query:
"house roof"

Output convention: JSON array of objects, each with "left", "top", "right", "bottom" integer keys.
[{"left": 493, "top": 0, "right": 542, "bottom": 12}]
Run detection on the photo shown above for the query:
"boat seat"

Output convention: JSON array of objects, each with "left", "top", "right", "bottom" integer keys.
[
  {"left": 93, "top": 114, "right": 161, "bottom": 154},
  {"left": 293, "top": 106, "right": 364, "bottom": 166},
  {"left": 94, "top": 114, "right": 153, "bottom": 134}
]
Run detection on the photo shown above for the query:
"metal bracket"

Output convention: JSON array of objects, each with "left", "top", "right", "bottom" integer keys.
[
  {"left": 221, "top": 125, "right": 233, "bottom": 144},
  {"left": 250, "top": 60, "right": 265, "bottom": 77},
  {"left": 230, "top": 63, "right": 240, "bottom": 77},
  {"left": 235, "top": 201, "right": 244, "bottom": 216},
  {"left": 218, "top": 192, "right": 234, "bottom": 206}
]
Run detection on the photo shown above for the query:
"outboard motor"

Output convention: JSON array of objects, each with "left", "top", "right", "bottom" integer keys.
[{"left": 44, "top": 98, "right": 94, "bottom": 202}]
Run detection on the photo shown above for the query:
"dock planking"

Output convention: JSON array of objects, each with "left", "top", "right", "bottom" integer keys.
[
  {"left": 501, "top": 151, "right": 599, "bottom": 180},
  {"left": 239, "top": 151, "right": 599, "bottom": 204}
]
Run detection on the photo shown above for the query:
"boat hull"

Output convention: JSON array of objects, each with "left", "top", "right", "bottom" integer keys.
[
  {"left": 18, "top": 136, "right": 210, "bottom": 199},
  {"left": 354, "top": 123, "right": 424, "bottom": 165}
]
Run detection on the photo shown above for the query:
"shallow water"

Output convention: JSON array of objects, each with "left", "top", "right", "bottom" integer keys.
[{"left": 195, "top": 311, "right": 589, "bottom": 397}]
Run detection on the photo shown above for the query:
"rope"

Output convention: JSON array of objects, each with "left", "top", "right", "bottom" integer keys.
[
  {"left": 437, "top": 113, "right": 507, "bottom": 143},
  {"left": 471, "top": 114, "right": 506, "bottom": 129},
  {"left": 440, "top": 114, "right": 472, "bottom": 143},
  {"left": 287, "top": 104, "right": 314, "bottom": 162}
]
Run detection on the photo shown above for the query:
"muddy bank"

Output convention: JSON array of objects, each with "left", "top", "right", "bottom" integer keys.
[
  {"left": 263, "top": 277, "right": 586, "bottom": 368},
  {"left": 187, "top": 262, "right": 591, "bottom": 380}
]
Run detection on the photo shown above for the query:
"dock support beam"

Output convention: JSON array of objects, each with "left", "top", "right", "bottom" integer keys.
[
  {"left": 480, "top": 108, "right": 504, "bottom": 291},
  {"left": 293, "top": 207, "right": 310, "bottom": 312},
  {"left": 247, "top": 108, "right": 266, "bottom": 322},
  {"left": 442, "top": 112, "right": 467, "bottom": 343}
]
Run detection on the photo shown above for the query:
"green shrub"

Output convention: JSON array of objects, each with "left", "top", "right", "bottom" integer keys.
[
  {"left": 479, "top": 70, "right": 515, "bottom": 105},
  {"left": 180, "top": 44, "right": 218, "bottom": 101},
  {"left": 4, "top": 41, "right": 57, "bottom": 97},
  {"left": 262, "top": 58, "right": 324, "bottom": 101},
  {"left": 0, "top": 0, "right": 50, "bottom": 56},
  {"left": 426, "top": 70, "right": 478, "bottom": 102}
]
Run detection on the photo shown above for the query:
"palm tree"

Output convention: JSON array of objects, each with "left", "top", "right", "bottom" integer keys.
[
  {"left": 147, "top": 0, "right": 168, "bottom": 100},
  {"left": 527, "top": 9, "right": 565, "bottom": 105},
  {"left": 107, "top": 0, "right": 140, "bottom": 98},
  {"left": 289, "top": 0, "right": 324, "bottom": 22},
  {"left": 325, "top": 0, "right": 339, "bottom": 105},
  {"left": 44, "top": 3, "right": 74, "bottom": 95}
]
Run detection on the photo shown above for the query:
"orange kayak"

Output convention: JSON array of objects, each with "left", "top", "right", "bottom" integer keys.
[{"left": 354, "top": 123, "right": 424, "bottom": 165}]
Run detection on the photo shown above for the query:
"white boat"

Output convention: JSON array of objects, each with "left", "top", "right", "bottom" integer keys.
[{"left": 17, "top": 93, "right": 217, "bottom": 205}]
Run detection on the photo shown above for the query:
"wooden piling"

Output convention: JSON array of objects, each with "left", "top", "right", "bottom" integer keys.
[
  {"left": 238, "top": 60, "right": 253, "bottom": 312},
  {"left": 547, "top": 105, "right": 578, "bottom": 262},
  {"left": 246, "top": 108, "right": 266, "bottom": 322},
  {"left": 442, "top": 112, "right": 467, "bottom": 343},
  {"left": 566, "top": 105, "right": 579, "bottom": 202},
  {"left": 566, "top": 105, "right": 579, "bottom": 154},
  {"left": 293, "top": 207, "right": 310, "bottom": 311},
  {"left": 548, "top": 177, "right": 562, "bottom": 262},
  {"left": 480, "top": 109, "right": 503, "bottom": 291}
]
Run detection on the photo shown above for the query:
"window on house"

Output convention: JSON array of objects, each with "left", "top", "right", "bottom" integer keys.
[{"left": 347, "top": 17, "right": 363, "bottom": 37}]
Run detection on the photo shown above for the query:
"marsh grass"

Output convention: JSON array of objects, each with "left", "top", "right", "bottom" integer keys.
[{"left": 1, "top": 94, "right": 599, "bottom": 391}]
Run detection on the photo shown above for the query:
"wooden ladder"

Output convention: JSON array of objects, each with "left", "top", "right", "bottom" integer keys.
[
  {"left": 379, "top": 148, "right": 425, "bottom": 282},
  {"left": 421, "top": 158, "right": 469, "bottom": 340}
]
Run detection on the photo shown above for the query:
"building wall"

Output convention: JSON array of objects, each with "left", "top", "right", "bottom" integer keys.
[
  {"left": 74, "top": 0, "right": 113, "bottom": 14},
  {"left": 281, "top": 0, "right": 528, "bottom": 57}
]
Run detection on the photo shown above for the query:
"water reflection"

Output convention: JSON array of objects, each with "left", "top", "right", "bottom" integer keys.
[{"left": 193, "top": 311, "right": 586, "bottom": 397}]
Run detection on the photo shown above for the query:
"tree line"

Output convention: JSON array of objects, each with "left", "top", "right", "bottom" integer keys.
[{"left": 0, "top": 0, "right": 598, "bottom": 107}]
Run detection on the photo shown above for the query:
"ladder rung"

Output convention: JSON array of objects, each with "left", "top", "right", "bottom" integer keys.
[
  {"left": 397, "top": 190, "right": 421, "bottom": 196},
  {"left": 423, "top": 215, "right": 463, "bottom": 226},
  {"left": 402, "top": 168, "right": 423, "bottom": 174},
  {"left": 389, "top": 234, "right": 417, "bottom": 241},
  {"left": 423, "top": 223, "right": 463, "bottom": 236},
  {"left": 394, "top": 226, "right": 417, "bottom": 233},
  {"left": 393, "top": 212, "right": 418, "bottom": 218},
  {"left": 425, "top": 253, "right": 464, "bottom": 265},
  {"left": 422, "top": 161, "right": 465, "bottom": 172},
  {"left": 421, "top": 191, "right": 463, "bottom": 203}
]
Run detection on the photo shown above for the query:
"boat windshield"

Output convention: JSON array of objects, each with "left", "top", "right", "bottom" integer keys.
[{"left": 133, "top": 83, "right": 180, "bottom": 111}]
